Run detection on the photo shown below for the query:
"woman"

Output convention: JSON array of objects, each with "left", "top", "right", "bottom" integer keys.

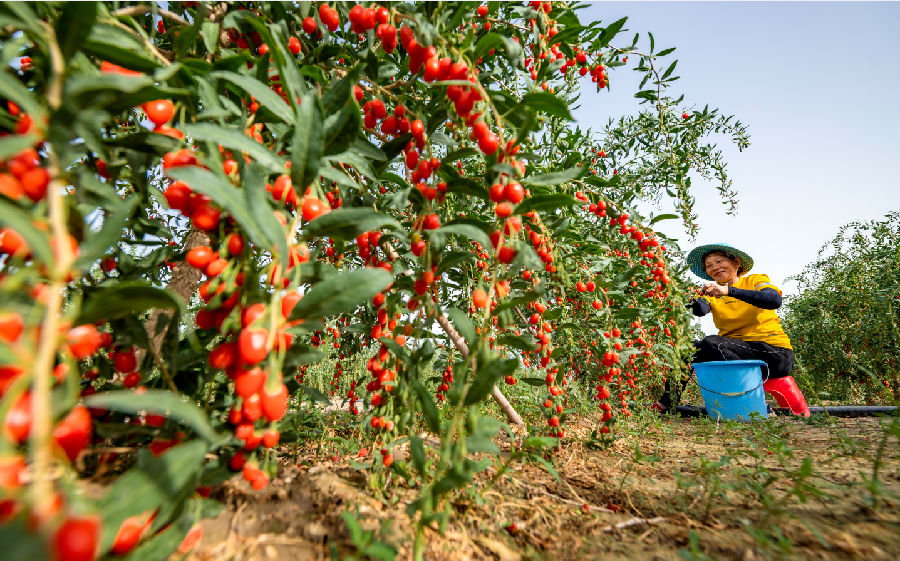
[{"left": 657, "top": 243, "right": 794, "bottom": 411}]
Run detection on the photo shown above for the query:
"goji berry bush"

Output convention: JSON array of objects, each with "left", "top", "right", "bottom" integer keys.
[
  {"left": 0, "top": 2, "right": 750, "bottom": 559},
  {"left": 783, "top": 212, "right": 900, "bottom": 405}
]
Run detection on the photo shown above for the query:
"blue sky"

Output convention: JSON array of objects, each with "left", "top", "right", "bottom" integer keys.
[{"left": 570, "top": 1, "right": 900, "bottom": 334}]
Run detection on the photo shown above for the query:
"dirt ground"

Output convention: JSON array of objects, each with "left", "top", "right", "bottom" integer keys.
[{"left": 186, "top": 412, "right": 900, "bottom": 561}]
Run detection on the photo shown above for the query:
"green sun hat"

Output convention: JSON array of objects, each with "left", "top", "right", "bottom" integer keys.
[{"left": 686, "top": 243, "right": 754, "bottom": 281}]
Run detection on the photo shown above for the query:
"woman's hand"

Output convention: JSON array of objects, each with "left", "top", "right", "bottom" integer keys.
[{"left": 701, "top": 282, "right": 729, "bottom": 297}]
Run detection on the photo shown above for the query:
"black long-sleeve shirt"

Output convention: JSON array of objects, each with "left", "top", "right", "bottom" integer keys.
[{"left": 687, "top": 287, "right": 782, "bottom": 317}]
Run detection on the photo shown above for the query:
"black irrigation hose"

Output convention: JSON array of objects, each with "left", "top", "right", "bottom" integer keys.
[{"left": 674, "top": 405, "right": 899, "bottom": 418}]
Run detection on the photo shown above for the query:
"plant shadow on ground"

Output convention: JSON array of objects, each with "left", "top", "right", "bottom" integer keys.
[{"left": 185, "top": 408, "right": 900, "bottom": 561}]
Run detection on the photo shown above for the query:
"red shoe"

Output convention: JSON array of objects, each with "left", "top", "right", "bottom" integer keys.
[{"left": 763, "top": 376, "right": 810, "bottom": 417}]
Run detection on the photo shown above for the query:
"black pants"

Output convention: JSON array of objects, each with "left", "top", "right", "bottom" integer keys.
[{"left": 659, "top": 335, "right": 794, "bottom": 409}]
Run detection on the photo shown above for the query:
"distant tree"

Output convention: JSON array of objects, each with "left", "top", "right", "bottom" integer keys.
[{"left": 783, "top": 212, "right": 900, "bottom": 404}]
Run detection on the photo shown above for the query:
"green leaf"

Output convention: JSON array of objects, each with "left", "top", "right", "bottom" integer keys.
[
  {"left": 321, "top": 65, "right": 360, "bottom": 115},
  {"left": 656, "top": 47, "right": 676, "bottom": 57},
  {"left": 431, "top": 224, "right": 492, "bottom": 249},
  {"left": 0, "top": 198, "right": 53, "bottom": 265},
  {"left": 104, "top": 131, "right": 179, "bottom": 156},
  {"left": 444, "top": 307, "right": 475, "bottom": 347},
  {"left": 497, "top": 334, "right": 537, "bottom": 352},
  {"left": 56, "top": 2, "right": 97, "bottom": 61},
  {"left": 413, "top": 381, "right": 441, "bottom": 433},
  {"left": 182, "top": 123, "right": 286, "bottom": 173},
  {"left": 649, "top": 213, "right": 679, "bottom": 225},
  {"left": 521, "top": 167, "right": 582, "bottom": 187},
  {"left": 409, "top": 435, "right": 426, "bottom": 475},
  {"left": 303, "top": 208, "right": 400, "bottom": 241},
  {"left": 201, "top": 21, "right": 220, "bottom": 55},
  {"left": 289, "top": 268, "right": 393, "bottom": 320},
  {"left": 519, "top": 92, "right": 572, "bottom": 121},
  {"left": 661, "top": 60, "right": 678, "bottom": 80},
  {"left": 77, "top": 282, "right": 183, "bottom": 325},
  {"left": 596, "top": 16, "right": 628, "bottom": 47},
  {"left": 473, "top": 32, "right": 506, "bottom": 60},
  {"left": 241, "top": 163, "right": 289, "bottom": 270},
  {"left": 83, "top": 390, "right": 223, "bottom": 445},
  {"left": 465, "top": 358, "right": 517, "bottom": 405},
  {"left": 466, "top": 435, "right": 499, "bottom": 454},
  {"left": 0, "top": 2, "right": 42, "bottom": 36},
  {"left": 97, "top": 441, "right": 207, "bottom": 553},
  {"left": 514, "top": 193, "right": 579, "bottom": 215},
  {"left": 323, "top": 101, "right": 361, "bottom": 155},
  {"left": 522, "top": 377, "right": 546, "bottom": 387},
  {"left": 547, "top": 24, "right": 585, "bottom": 48},
  {"left": 167, "top": 166, "right": 277, "bottom": 257},
  {"left": 0, "top": 133, "right": 37, "bottom": 161},
  {"left": 0, "top": 517, "right": 43, "bottom": 561},
  {"left": 614, "top": 307, "right": 641, "bottom": 320},
  {"left": 435, "top": 251, "right": 476, "bottom": 276},
  {"left": 210, "top": 70, "right": 293, "bottom": 123},
  {"left": 82, "top": 23, "right": 160, "bottom": 72},
  {"left": 300, "top": 385, "right": 331, "bottom": 403}
]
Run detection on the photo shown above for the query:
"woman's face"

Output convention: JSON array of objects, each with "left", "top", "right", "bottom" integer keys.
[{"left": 704, "top": 253, "right": 740, "bottom": 284}]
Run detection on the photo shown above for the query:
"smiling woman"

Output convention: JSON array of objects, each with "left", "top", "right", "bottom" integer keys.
[{"left": 656, "top": 243, "right": 795, "bottom": 411}]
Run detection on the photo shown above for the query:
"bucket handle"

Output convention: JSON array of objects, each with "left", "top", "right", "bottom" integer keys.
[{"left": 694, "top": 362, "right": 770, "bottom": 397}]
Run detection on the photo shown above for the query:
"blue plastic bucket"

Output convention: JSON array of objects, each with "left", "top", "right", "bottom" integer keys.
[{"left": 693, "top": 360, "right": 769, "bottom": 421}]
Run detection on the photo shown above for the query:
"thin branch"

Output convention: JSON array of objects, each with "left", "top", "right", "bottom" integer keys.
[
  {"left": 435, "top": 312, "right": 524, "bottom": 426},
  {"left": 114, "top": 5, "right": 190, "bottom": 27}
]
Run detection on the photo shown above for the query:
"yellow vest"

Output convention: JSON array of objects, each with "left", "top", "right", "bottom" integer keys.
[{"left": 701, "top": 273, "right": 793, "bottom": 350}]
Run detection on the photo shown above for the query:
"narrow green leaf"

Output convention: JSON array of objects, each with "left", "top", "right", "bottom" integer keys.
[
  {"left": 649, "top": 213, "right": 679, "bottom": 225},
  {"left": 614, "top": 307, "right": 641, "bottom": 320},
  {"left": 300, "top": 385, "right": 331, "bottom": 403},
  {"left": 0, "top": 133, "right": 37, "bottom": 161},
  {"left": 656, "top": 47, "right": 676, "bottom": 57},
  {"left": 167, "top": 166, "right": 276, "bottom": 255},
  {"left": 514, "top": 193, "right": 579, "bottom": 215},
  {"left": 444, "top": 307, "right": 475, "bottom": 347},
  {"left": 520, "top": 92, "right": 572, "bottom": 121},
  {"left": 210, "top": 71, "right": 293, "bottom": 123},
  {"left": 661, "top": 60, "right": 678, "bottom": 80},
  {"left": 182, "top": 123, "right": 286, "bottom": 173},
  {"left": 201, "top": 20, "right": 220, "bottom": 55},
  {"left": 56, "top": 2, "right": 97, "bottom": 61},
  {"left": 84, "top": 390, "right": 222, "bottom": 444},
  {"left": 497, "top": 334, "right": 537, "bottom": 352},
  {"left": 77, "top": 282, "right": 183, "bottom": 325},
  {"left": 241, "top": 163, "right": 289, "bottom": 270},
  {"left": 323, "top": 101, "right": 361, "bottom": 155},
  {"left": 409, "top": 435, "right": 426, "bottom": 475},
  {"left": 303, "top": 208, "right": 400, "bottom": 241},
  {"left": 465, "top": 358, "right": 517, "bottom": 405},
  {"left": 104, "top": 131, "right": 179, "bottom": 156},
  {"left": 473, "top": 32, "right": 505, "bottom": 60},
  {"left": 466, "top": 435, "right": 499, "bottom": 454},
  {"left": 431, "top": 224, "right": 492, "bottom": 250},
  {"left": 82, "top": 23, "right": 160, "bottom": 72},
  {"left": 289, "top": 268, "right": 393, "bottom": 320},
  {"left": 596, "top": 16, "right": 628, "bottom": 47},
  {"left": 521, "top": 168, "right": 582, "bottom": 187},
  {"left": 413, "top": 381, "right": 441, "bottom": 433}
]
